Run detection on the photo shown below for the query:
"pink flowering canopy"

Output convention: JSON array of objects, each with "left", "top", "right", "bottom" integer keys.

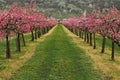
[{"left": 61, "top": 7, "right": 120, "bottom": 45}]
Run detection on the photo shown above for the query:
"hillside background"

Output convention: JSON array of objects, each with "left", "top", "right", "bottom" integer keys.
[{"left": 0, "top": 0, "right": 120, "bottom": 19}]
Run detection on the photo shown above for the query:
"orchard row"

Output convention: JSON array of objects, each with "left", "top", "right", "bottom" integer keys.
[
  {"left": 0, "top": 3, "right": 57, "bottom": 58},
  {"left": 61, "top": 6, "right": 120, "bottom": 60}
]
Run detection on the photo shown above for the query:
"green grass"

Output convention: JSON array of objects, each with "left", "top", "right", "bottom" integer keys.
[{"left": 11, "top": 25, "right": 103, "bottom": 80}]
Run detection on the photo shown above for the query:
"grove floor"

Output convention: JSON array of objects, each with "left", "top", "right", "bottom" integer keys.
[{"left": 10, "top": 25, "right": 103, "bottom": 80}]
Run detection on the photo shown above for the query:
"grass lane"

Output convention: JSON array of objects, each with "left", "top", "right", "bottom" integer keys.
[{"left": 11, "top": 25, "right": 103, "bottom": 80}]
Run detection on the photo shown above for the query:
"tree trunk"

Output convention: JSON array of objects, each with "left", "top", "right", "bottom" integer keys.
[
  {"left": 87, "top": 32, "right": 89, "bottom": 43},
  {"left": 35, "top": 29, "right": 37, "bottom": 39},
  {"left": 76, "top": 29, "right": 78, "bottom": 36},
  {"left": 31, "top": 31, "right": 34, "bottom": 41},
  {"left": 77, "top": 29, "right": 79, "bottom": 36},
  {"left": 75, "top": 28, "right": 77, "bottom": 35},
  {"left": 75, "top": 29, "right": 78, "bottom": 36},
  {"left": 70, "top": 29, "right": 72, "bottom": 32},
  {"left": 71, "top": 29, "right": 73, "bottom": 33},
  {"left": 47, "top": 27, "right": 49, "bottom": 32},
  {"left": 43, "top": 28, "right": 45, "bottom": 34},
  {"left": 81, "top": 31, "right": 84, "bottom": 39},
  {"left": 90, "top": 33, "right": 92, "bottom": 46},
  {"left": 93, "top": 33, "right": 96, "bottom": 49},
  {"left": 17, "top": 33, "right": 21, "bottom": 52},
  {"left": 111, "top": 41, "right": 115, "bottom": 60},
  {"left": 84, "top": 32, "right": 87, "bottom": 42},
  {"left": 73, "top": 28, "right": 75, "bottom": 34},
  {"left": 48, "top": 27, "right": 50, "bottom": 31},
  {"left": 44, "top": 28, "right": 46, "bottom": 34},
  {"left": 38, "top": 30, "right": 41, "bottom": 38},
  {"left": 41, "top": 29, "right": 43, "bottom": 35},
  {"left": 79, "top": 30, "right": 81, "bottom": 38},
  {"left": 42, "top": 28, "right": 44, "bottom": 34},
  {"left": 45, "top": 27, "right": 47, "bottom": 33},
  {"left": 101, "top": 36, "right": 106, "bottom": 53},
  {"left": 21, "top": 33, "right": 26, "bottom": 46},
  {"left": 45, "top": 27, "right": 48, "bottom": 33},
  {"left": 6, "top": 34, "right": 11, "bottom": 59}
]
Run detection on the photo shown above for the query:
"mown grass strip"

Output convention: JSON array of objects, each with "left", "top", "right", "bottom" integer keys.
[{"left": 11, "top": 24, "right": 103, "bottom": 80}]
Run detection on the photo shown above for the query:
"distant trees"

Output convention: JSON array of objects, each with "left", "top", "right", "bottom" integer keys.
[{"left": 91, "top": 0, "right": 120, "bottom": 10}]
